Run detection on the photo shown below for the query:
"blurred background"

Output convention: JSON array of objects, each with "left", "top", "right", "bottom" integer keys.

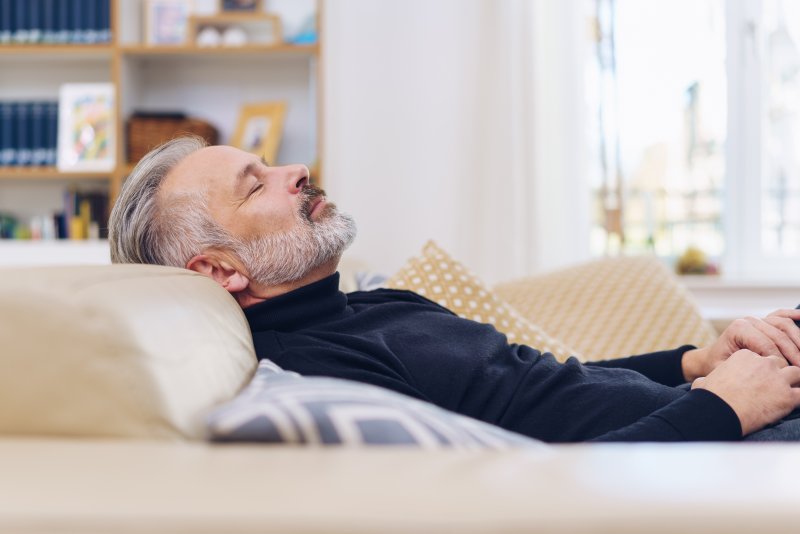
[{"left": 1, "top": 0, "right": 798, "bottom": 312}]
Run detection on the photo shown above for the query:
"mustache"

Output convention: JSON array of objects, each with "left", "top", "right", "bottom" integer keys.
[{"left": 300, "top": 184, "right": 326, "bottom": 219}]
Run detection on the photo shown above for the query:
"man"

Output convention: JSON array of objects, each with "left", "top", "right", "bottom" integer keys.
[{"left": 109, "top": 136, "right": 800, "bottom": 442}]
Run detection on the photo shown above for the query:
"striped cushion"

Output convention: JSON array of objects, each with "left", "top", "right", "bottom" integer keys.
[{"left": 207, "top": 360, "right": 543, "bottom": 450}]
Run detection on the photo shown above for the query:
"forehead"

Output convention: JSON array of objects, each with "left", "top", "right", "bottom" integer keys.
[{"left": 161, "top": 145, "right": 254, "bottom": 198}]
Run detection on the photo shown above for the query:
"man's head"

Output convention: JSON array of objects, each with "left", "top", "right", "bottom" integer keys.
[{"left": 109, "top": 136, "right": 356, "bottom": 306}]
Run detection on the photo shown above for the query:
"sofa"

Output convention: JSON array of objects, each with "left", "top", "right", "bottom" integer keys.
[{"left": 1, "top": 245, "right": 798, "bottom": 533}]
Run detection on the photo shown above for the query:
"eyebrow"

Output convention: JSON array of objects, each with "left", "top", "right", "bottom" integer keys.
[{"left": 234, "top": 156, "right": 269, "bottom": 195}]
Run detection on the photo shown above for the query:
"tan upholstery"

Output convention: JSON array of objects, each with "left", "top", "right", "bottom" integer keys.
[
  {"left": 0, "top": 264, "right": 257, "bottom": 440},
  {"left": 386, "top": 241, "right": 580, "bottom": 361},
  {"left": 1, "top": 438, "right": 800, "bottom": 533},
  {"left": 494, "top": 257, "right": 719, "bottom": 361}
]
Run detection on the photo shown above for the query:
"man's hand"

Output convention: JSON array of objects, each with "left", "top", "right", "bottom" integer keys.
[
  {"left": 692, "top": 349, "right": 800, "bottom": 436},
  {"left": 682, "top": 308, "right": 800, "bottom": 382}
]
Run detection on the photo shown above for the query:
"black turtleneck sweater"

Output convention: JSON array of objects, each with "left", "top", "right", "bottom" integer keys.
[{"left": 245, "top": 273, "right": 742, "bottom": 442}]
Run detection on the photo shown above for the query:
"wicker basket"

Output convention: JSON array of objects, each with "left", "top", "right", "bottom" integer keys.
[{"left": 126, "top": 115, "right": 219, "bottom": 163}]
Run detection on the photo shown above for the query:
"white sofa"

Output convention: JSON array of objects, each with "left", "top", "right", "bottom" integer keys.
[{"left": 0, "top": 262, "right": 797, "bottom": 533}]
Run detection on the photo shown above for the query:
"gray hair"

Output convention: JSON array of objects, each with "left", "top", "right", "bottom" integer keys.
[{"left": 109, "top": 136, "right": 235, "bottom": 267}]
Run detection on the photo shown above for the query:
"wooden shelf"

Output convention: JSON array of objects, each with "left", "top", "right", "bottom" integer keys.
[
  {"left": 118, "top": 43, "right": 318, "bottom": 57},
  {"left": 0, "top": 167, "right": 112, "bottom": 180},
  {"left": 0, "top": 45, "right": 115, "bottom": 59}
]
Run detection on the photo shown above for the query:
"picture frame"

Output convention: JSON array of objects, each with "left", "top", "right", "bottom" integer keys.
[
  {"left": 145, "top": 0, "right": 193, "bottom": 46},
  {"left": 219, "top": 0, "right": 262, "bottom": 12},
  {"left": 231, "top": 102, "right": 287, "bottom": 164},
  {"left": 57, "top": 83, "right": 116, "bottom": 172}
]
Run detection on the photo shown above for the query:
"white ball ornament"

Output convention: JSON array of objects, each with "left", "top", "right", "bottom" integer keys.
[
  {"left": 197, "top": 27, "right": 221, "bottom": 47},
  {"left": 222, "top": 26, "right": 248, "bottom": 47}
]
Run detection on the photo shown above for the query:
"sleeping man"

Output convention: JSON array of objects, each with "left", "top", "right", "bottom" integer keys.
[{"left": 108, "top": 136, "right": 800, "bottom": 442}]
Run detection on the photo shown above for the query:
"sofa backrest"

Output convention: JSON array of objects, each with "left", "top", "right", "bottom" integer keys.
[{"left": 0, "top": 264, "right": 257, "bottom": 440}]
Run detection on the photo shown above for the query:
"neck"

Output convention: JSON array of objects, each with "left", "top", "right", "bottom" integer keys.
[{"left": 235, "top": 258, "right": 339, "bottom": 308}]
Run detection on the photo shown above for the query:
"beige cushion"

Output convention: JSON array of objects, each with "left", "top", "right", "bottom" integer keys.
[
  {"left": 0, "top": 264, "right": 257, "bottom": 440},
  {"left": 385, "top": 241, "right": 580, "bottom": 361},
  {"left": 494, "top": 257, "right": 718, "bottom": 361}
]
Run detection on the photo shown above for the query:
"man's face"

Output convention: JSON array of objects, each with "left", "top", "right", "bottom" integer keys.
[{"left": 161, "top": 145, "right": 355, "bottom": 285}]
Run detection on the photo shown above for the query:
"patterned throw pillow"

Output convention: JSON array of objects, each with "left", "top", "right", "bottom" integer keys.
[
  {"left": 494, "top": 257, "right": 718, "bottom": 361},
  {"left": 384, "top": 241, "right": 581, "bottom": 361},
  {"left": 207, "top": 360, "right": 543, "bottom": 450}
]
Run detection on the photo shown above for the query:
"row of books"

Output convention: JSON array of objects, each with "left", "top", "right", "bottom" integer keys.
[
  {"left": 0, "top": 101, "right": 59, "bottom": 167},
  {"left": 0, "top": 189, "right": 109, "bottom": 240},
  {"left": 0, "top": 0, "right": 112, "bottom": 45}
]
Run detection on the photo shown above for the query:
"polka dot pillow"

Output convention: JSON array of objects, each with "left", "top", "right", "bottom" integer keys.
[{"left": 384, "top": 241, "right": 581, "bottom": 362}]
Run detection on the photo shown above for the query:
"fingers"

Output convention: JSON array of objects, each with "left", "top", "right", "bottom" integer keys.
[
  {"left": 765, "top": 354, "right": 790, "bottom": 369},
  {"left": 765, "top": 315, "right": 800, "bottom": 357},
  {"left": 733, "top": 318, "right": 782, "bottom": 358},
  {"left": 781, "top": 364, "right": 800, "bottom": 386},
  {"left": 767, "top": 308, "right": 800, "bottom": 321},
  {"left": 744, "top": 316, "right": 800, "bottom": 364}
]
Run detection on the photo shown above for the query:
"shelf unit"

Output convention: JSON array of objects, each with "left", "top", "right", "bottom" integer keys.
[{"left": 0, "top": 0, "right": 321, "bottom": 266}]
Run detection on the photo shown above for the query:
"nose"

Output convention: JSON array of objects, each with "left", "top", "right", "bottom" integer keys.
[{"left": 283, "top": 164, "right": 310, "bottom": 194}]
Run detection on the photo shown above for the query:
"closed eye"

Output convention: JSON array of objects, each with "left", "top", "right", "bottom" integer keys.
[{"left": 247, "top": 183, "right": 264, "bottom": 199}]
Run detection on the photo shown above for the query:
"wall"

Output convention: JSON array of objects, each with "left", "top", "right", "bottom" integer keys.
[
  {"left": 322, "top": 0, "right": 485, "bottom": 278},
  {"left": 322, "top": 0, "right": 591, "bottom": 283}
]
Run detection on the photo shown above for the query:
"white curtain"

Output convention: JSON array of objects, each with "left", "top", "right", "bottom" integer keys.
[{"left": 323, "top": 0, "right": 590, "bottom": 283}]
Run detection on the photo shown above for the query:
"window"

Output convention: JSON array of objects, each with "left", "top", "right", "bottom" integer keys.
[{"left": 586, "top": 0, "right": 800, "bottom": 279}]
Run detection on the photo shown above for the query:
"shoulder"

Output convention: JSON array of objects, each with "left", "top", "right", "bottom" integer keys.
[{"left": 347, "top": 287, "right": 453, "bottom": 312}]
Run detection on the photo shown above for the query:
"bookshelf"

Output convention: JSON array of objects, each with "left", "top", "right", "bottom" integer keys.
[{"left": 0, "top": 0, "right": 321, "bottom": 266}]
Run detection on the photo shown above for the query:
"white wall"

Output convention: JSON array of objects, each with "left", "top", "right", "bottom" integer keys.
[
  {"left": 322, "top": 0, "right": 591, "bottom": 283},
  {"left": 323, "top": 0, "right": 483, "bottom": 278}
]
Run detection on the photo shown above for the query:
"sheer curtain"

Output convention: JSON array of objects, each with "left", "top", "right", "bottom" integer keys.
[{"left": 323, "top": 0, "right": 589, "bottom": 283}]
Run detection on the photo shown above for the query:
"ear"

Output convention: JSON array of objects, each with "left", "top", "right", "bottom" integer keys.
[{"left": 186, "top": 253, "right": 250, "bottom": 294}]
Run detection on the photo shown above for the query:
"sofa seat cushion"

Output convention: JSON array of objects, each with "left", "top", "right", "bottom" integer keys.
[{"left": 0, "top": 264, "right": 257, "bottom": 440}]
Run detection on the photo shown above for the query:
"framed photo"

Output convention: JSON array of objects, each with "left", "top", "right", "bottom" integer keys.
[
  {"left": 231, "top": 102, "right": 287, "bottom": 164},
  {"left": 220, "top": 0, "right": 261, "bottom": 12},
  {"left": 57, "top": 83, "right": 116, "bottom": 172},
  {"left": 145, "top": 0, "right": 193, "bottom": 46}
]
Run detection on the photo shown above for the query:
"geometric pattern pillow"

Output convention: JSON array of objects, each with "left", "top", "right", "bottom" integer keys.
[
  {"left": 384, "top": 240, "right": 581, "bottom": 362},
  {"left": 494, "top": 256, "right": 718, "bottom": 361},
  {"left": 207, "top": 360, "right": 544, "bottom": 450}
]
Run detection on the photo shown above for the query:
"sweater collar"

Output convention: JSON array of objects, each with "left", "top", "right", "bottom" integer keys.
[{"left": 244, "top": 272, "right": 347, "bottom": 332}]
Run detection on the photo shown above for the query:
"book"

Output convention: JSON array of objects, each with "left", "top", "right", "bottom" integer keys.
[
  {"left": 13, "top": 0, "right": 28, "bottom": 43},
  {"left": 15, "top": 102, "right": 32, "bottom": 167},
  {"left": 82, "top": 0, "right": 96, "bottom": 43},
  {"left": 27, "top": 0, "right": 42, "bottom": 43},
  {"left": 30, "top": 101, "right": 47, "bottom": 166},
  {"left": 55, "top": 0, "right": 70, "bottom": 43},
  {"left": 42, "top": 0, "right": 56, "bottom": 43},
  {"left": 98, "top": 0, "right": 110, "bottom": 43},
  {"left": 46, "top": 101, "right": 58, "bottom": 166},
  {"left": 0, "top": 0, "right": 13, "bottom": 44},
  {"left": 0, "top": 102, "right": 14, "bottom": 166}
]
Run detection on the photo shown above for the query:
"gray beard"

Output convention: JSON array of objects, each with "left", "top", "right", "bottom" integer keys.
[{"left": 233, "top": 205, "right": 357, "bottom": 287}]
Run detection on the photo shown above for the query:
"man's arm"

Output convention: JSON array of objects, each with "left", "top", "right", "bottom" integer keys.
[
  {"left": 592, "top": 350, "right": 800, "bottom": 440},
  {"left": 587, "top": 346, "right": 693, "bottom": 387},
  {"left": 588, "top": 308, "right": 800, "bottom": 387}
]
